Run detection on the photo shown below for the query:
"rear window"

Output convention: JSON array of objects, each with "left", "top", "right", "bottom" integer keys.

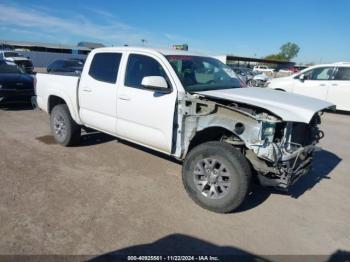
[{"left": 88, "top": 53, "right": 122, "bottom": 83}]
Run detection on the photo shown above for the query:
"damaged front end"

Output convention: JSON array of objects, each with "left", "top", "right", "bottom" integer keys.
[
  {"left": 176, "top": 92, "right": 327, "bottom": 191},
  {"left": 245, "top": 113, "right": 324, "bottom": 189}
]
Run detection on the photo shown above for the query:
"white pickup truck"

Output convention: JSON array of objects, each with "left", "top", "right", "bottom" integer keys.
[{"left": 35, "top": 47, "right": 334, "bottom": 213}]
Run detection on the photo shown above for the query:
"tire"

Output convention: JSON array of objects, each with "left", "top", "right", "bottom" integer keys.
[
  {"left": 50, "top": 104, "right": 81, "bottom": 146},
  {"left": 247, "top": 79, "right": 259, "bottom": 87},
  {"left": 182, "top": 141, "right": 251, "bottom": 213},
  {"left": 247, "top": 79, "right": 255, "bottom": 87}
]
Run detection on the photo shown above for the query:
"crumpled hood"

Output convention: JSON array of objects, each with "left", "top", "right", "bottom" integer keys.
[{"left": 195, "top": 88, "right": 335, "bottom": 123}]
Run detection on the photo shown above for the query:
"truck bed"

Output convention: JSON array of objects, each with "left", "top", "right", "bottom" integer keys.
[{"left": 35, "top": 73, "right": 81, "bottom": 123}]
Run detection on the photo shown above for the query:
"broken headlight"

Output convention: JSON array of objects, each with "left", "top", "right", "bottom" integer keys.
[{"left": 261, "top": 122, "right": 276, "bottom": 142}]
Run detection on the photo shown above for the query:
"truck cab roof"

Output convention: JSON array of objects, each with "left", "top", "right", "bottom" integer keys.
[{"left": 90, "top": 46, "right": 205, "bottom": 57}]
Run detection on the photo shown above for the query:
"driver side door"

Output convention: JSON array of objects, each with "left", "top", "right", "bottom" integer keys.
[{"left": 116, "top": 52, "right": 177, "bottom": 153}]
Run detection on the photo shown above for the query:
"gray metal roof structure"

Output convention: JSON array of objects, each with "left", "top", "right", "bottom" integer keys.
[
  {"left": 78, "top": 42, "right": 105, "bottom": 49},
  {"left": 0, "top": 39, "right": 91, "bottom": 51}
]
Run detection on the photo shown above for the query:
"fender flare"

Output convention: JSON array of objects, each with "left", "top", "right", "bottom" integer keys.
[{"left": 47, "top": 90, "right": 83, "bottom": 125}]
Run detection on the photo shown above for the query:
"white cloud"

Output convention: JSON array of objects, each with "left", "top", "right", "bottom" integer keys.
[
  {"left": 0, "top": 2, "right": 214, "bottom": 54},
  {"left": 0, "top": 3, "right": 154, "bottom": 45}
]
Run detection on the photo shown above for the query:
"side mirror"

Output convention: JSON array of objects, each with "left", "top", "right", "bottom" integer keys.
[
  {"left": 141, "top": 76, "right": 170, "bottom": 93},
  {"left": 299, "top": 74, "right": 305, "bottom": 81}
]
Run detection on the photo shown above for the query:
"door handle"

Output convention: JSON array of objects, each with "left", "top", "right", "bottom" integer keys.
[
  {"left": 118, "top": 94, "right": 131, "bottom": 101},
  {"left": 82, "top": 86, "right": 92, "bottom": 92},
  {"left": 319, "top": 84, "right": 326, "bottom": 87},
  {"left": 331, "top": 83, "right": 338, "bottom": 86}
]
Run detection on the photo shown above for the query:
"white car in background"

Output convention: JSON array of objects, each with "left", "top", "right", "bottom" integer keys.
[
  {"left": 253, "top": 65, "right": 274, "bottom": 73},
  {"left": 266, "top": 62, "right": 350, "bottom": 111},
  {"left": 0, "top": 51, "right": 34, "bottom": 73}
]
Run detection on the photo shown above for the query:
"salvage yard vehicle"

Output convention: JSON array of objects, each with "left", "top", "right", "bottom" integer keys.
[
  {"left": 34, "top": 47, "right": 334, "bottom": 213},
  {"left": 265, "top": 62, "right": 350, "bottom": 111},
  {"left": 230, "top": 67, "right": 270, "bottom": 87},
  {"left": 47, "top": 59, "right": 85, "bottom": 74},
  {"left": 0, "top": 60, "right": 34, "bottom": 103},
  {"left": 253, "top": 65, "right": 274, "bottom": 73},
  {"left": 0, "top": 51, "right": 34, "bottom": 74}
]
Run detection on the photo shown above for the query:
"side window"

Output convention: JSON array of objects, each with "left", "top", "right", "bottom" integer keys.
[
  {"left": 304, "top": 67, "right": 334, "bottom": 80},
  {"left": 334, "top": 67, "right": 350, "bottom": 81},
  {"left": 125, "top": 54, "right": 167, "bottom": 88},
  {"left": 89, "top": 53, "right": 122, "bottom": 83}
]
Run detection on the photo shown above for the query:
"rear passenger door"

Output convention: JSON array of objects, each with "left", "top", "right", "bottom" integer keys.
[
  {"left": 327, "top": 67, "right": 350, "bottom": 111},
  {"left": 78, "top": 52, "right": 122, "bottom": 134}
]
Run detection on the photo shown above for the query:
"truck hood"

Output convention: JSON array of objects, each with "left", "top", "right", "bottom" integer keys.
[
  {"left": 195, "top": 88, "right": 335, "bottom": 123},
  {"left": 5, "top": 57, "right": 28, "bottom": 62}
]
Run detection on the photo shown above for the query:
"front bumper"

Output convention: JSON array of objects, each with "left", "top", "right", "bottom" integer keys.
[
  {"left": 247, "top": 145, "right": 315, "bottom": 190},
  {"left": 0, "top": 89, "right": 34, "bottom": 99}
]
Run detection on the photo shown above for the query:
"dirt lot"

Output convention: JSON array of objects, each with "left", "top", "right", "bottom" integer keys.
[{"left": 0, "top": 103, "right": 349, "bottom": 259}]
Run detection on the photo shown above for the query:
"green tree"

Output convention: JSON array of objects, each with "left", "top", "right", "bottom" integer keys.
[
  {"left": 280, "top": 42, "right": 300, "bottom": 61},
  {"left": 264, "top": 53, "right": 285, "bottom": 61},
  {"left": 264, "top": 42, "right": 300, "bottom": 61}
]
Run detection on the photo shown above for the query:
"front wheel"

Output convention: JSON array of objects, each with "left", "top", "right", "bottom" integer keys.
[
  {"left": 50, "top": 104, "right": 81, "bottom": 146},
  {"left": 247, "top": 79, "right": 257, "bottom": 87},
  {"left": 182, "top": 141, "right": 251, "bottom": 213}
]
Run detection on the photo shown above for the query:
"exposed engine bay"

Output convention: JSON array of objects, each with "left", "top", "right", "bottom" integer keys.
[{"left": 175, "top": 93, "right": 326, "bottom": 190}]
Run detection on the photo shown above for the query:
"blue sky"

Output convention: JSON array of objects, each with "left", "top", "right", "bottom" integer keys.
[{"left": 0, "top": 0, "right": 349, "bottom": 63}]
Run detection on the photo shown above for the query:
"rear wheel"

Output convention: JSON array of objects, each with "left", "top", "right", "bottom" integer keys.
[
  {"left": 182, "top": 141, "right": 251, "bottom": 213},
  {"left": 50, "top": 104, "right": 81, "bottom": 146}
]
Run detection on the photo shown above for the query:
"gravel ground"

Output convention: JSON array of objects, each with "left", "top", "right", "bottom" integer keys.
[{"left": 0, "top": 103, "right": 349, "bottom": 260}]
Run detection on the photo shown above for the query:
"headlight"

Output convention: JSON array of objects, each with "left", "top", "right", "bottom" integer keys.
[{"left": 262, "top": 122, "right": 276, "bottom": 142}]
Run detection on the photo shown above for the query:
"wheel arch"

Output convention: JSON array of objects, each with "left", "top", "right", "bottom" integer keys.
[
  {"left": 47, "top": 93, "right": 82, "bottom": 125},
  {"left": 187, "top": 125, "right": 245, "bottom": 155}
]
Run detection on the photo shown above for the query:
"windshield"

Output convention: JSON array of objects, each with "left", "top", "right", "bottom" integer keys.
[
  {"left": 166, "top": 55, "right": 240, "bottom": 92},
  {"left": 4, "top": 52, "right": 21, "bottom": 58},
  {"left": 0, "top": 61, "right": 25, "bottom": 74}
]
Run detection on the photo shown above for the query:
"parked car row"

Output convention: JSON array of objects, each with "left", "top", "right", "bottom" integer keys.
[
  {"left": 0, "top": 56, "right": 85, "bottom": 104},
  {"left": 230, "top": 66, "right": 270, "bottom": 87}
]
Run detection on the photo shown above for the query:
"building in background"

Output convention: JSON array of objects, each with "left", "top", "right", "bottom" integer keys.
[
  {"left": 215, "top": 55, "right": 295, "bottom": 69},
  {"left": 0, "top": 39, "right": 104, "bottom": 68}
]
